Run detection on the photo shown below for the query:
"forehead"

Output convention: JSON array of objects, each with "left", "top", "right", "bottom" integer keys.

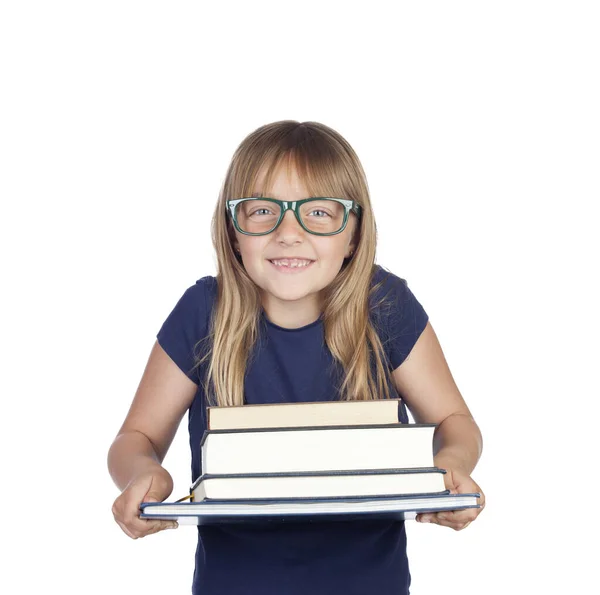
[
  {"left": 251, "top": 172, "right": 340, "bottom": 201},
  {"left": 246, "top": 151, "right": 343, "bottom": 199},
  {"left": 252, "top": 163, "right": 308, "bottom": 196}
]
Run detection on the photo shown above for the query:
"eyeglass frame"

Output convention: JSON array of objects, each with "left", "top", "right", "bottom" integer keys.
[{"left": 226, "top": 197, "right": 362, "bottom": 237}]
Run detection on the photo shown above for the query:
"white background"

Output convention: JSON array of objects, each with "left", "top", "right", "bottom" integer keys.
[{"left": 2, "top": 1, "right": 598, "bottom": 593}]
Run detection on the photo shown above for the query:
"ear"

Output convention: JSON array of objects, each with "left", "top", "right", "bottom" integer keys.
[
  {"left": 345, "top": 217, "right": 360, "bottom": 258},
  {"left": 345, "top": 228, "right": 358, "bottom": 258}
]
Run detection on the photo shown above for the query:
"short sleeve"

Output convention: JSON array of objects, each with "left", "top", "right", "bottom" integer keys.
[
  {"left": 156, "top": 278, "right": 212, "bottom": 385},
  {"left": 371, "top": 267, "right": 429, "bottom": 371}
]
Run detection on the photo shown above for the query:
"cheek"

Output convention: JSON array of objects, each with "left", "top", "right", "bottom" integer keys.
[
  {"left": 239, "top": 239, "right": 268, "bottom": 263},
  {"left": 315, "top": 238, "right": 349, "bottom": 259}
]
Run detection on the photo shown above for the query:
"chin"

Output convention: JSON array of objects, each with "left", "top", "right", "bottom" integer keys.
[{"left": 266, "top": 285, "right": 314, "bottom": 303}]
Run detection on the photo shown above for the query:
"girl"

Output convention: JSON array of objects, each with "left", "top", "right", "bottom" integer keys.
[{"left": 108, "top": 120, "right": 485, "bottom": 595}]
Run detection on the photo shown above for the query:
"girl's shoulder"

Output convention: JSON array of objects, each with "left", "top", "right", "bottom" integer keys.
[
  {"left": 197, "top": 274, "right": 218, "bottom": 300},
  {"left": 370, "top": 264, "right": 411, "bottom": 306},
  {"left": 155, "top": 275, "right": 217, "bottom": 383},
  {"left": 157, "top": 274, "right": 219, "bottom": 341},
  {"left": 171, "top": 275, "right": 217, "bottom": 310},
  {"left": 369, "top": 264, "right": 429, "bottom": 369},
  {"left": 369, "top": 263, "right": 428, "bottom": 326}
]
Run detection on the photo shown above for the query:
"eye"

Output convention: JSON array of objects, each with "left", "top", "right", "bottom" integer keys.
[
  {"left": 250, "top": 208, "right": 273, "bottom": 216},
  {"left": 308, "top": 209, "right": 331, "bottom": 218}
]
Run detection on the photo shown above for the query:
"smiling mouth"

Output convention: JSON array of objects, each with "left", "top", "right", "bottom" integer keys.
[{"left": 268, "top": 258, "right": 315, "bottom": 270}]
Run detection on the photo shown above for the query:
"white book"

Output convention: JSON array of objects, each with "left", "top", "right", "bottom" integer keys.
[
  {"left": 207, "top": 399, "right": 402, "bottom": 430},
  {"left": 191, "top": 468, "right": 447, "bottom": 501},
  {"left": 201, "top": 424, "right": 436, "bottom": 475}
]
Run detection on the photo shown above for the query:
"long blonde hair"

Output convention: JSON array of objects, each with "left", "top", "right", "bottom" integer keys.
[{"left": 195, "top": 120, "right": 393, "bottom": 406}]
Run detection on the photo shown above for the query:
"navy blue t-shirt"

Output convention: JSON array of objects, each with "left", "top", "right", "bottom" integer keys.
[{"left": 156, "top": 264, "right": 429, "bottom": 595}]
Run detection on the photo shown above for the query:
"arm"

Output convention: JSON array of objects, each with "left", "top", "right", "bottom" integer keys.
[
  {"left": 392, "top": 321, "right": 485, "bottom": 529},
  {"left": 107, "top": 340, "right": 198, "bottom": 538},
  {"left": 432, "top": 412, "right": 482, "bottom": 476},
  {"left": 107, "top": 430, "right": 171, "bottom": 493},
  {"left": 108, "top": 338, "right": 198, "bottom": 487}
]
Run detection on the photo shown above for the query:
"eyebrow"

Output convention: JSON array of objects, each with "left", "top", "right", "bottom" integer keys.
[{"left": 250, "top": 193, "right": 324, "bottom": 199}]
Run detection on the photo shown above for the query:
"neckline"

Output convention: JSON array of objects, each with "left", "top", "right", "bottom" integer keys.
[{"left": 262, "top": 310, "right": 324, "bottom": 332}]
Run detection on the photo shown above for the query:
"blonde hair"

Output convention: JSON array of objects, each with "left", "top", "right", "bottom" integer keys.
[{"left": 195, "top": 120, "right": 393, "bottom": 407}]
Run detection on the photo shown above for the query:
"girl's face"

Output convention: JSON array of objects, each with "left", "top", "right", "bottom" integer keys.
[{"left": 232, "top": 165, "right": 358, "bottom": 328}]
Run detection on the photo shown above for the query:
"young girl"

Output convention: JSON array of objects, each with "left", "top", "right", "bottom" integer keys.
[{"left": 108, "top": 120, "right": 485, "bottom": 594}]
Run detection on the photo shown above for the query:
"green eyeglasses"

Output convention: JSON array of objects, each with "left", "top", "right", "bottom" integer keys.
[{"left": 226, "top": 197, "right": 362, "bottom": 236}]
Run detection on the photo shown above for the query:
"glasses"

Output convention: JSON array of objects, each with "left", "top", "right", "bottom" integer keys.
[{"left": 226, "top": 197, "right": 362, "bottom": 236}]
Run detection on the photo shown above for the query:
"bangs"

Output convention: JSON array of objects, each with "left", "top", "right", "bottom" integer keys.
[{"left": 236, "top": 129, "right": 357, "bottom": 202}]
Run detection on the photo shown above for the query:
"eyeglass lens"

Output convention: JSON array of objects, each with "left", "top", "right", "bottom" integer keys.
[{"left": 235, "top": 199, "right": 345, "bottom": 234}]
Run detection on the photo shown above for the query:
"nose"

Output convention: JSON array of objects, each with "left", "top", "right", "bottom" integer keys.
[{"left": 274, "top": 210, "right": 304, "bottom": 243}]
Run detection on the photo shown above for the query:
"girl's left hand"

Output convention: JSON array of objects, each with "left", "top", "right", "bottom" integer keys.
[{"left": 416, "top": 467, "right": 485, "bottom": 530}]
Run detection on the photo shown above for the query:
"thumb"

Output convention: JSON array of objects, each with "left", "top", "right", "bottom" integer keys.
[
  {"left": 143, "top": 484, "right": 165, "bottom": 504},
  {"left": 138, "top": 490, "right": 164, "bottom": 516},
  {"left": 443, "top": 468, "right": 460, "bottom": 494},
  {"left": 135, "top": 475, "right": 163, "bottom": 504}
]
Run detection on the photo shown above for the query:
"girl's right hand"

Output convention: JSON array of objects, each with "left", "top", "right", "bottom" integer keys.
[{"left": 111, "top": 467, "right": 179, "bottom": 539}]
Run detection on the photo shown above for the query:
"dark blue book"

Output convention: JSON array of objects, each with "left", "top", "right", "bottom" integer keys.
[{"left": 139, "top": 491, "right": 481, "bottom": 525}]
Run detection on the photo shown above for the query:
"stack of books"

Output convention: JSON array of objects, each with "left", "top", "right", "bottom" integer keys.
[{"left": 141, "top": 400, "right": 480, "bottom": 525}]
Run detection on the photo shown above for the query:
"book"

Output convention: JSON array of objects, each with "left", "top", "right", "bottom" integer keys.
[
  {"left": 191, "top": 468, "right": 447, "bottom": 501},
  {"left": 139, "top": 492, "right": 481, "bottom": 525},
  {"left": 207, "top": 399, "right": 403, "bottom": 430},
  {"left": 142, "top": 402, "right": 478, "bottom": 527},
  {"left": 201, "top": 423, "right": 436, "bottom": 475}
]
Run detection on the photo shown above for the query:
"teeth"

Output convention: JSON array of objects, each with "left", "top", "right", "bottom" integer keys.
[{"left": 271, "top": 259, "right": 312, "bottom": 268}]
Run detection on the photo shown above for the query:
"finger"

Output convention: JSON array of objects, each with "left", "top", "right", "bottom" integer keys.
[
  {"left": 441, "top": 509, "right": 479, "bottom": 524},
  {"left": 145, "top": 520, "right": 179, "bottom": 536},
  {"left": 429, "top": 515, "right": 470, "bottom": 531},
  {"left": 128, "top": 515, "right": 176, "bottom": 536},
  {"left": 451, "top": 519, "right": 472, "bottom": 531},
  {"left": 478, "top": 494, "right": 486, "bottom": 511},
  {"left": 419, "top": 509, "right": 472, "bottom": 528},
  {"left": 439, "top": 520, "right": 472, "bottom": 531},
  {"left": 121, "top": 493, "right": 160, "bottom": 527},
  {"left": 418, "top": 510, "right": 460, "bottom": 524},
  {"left": 418, "top": 505, "right": 479, "bottom": 524},
  {"left": 139, "top": 522, "right": 167, "bottom": 537},
  {"left": 467, "top": 481, "right": 485, "bottom": 510},
  {"left": 119, "top": 517, "right": 177, "bottom": 539},
  {"left": 150, "top": 519, "right": 179, "bottom": 532}
]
